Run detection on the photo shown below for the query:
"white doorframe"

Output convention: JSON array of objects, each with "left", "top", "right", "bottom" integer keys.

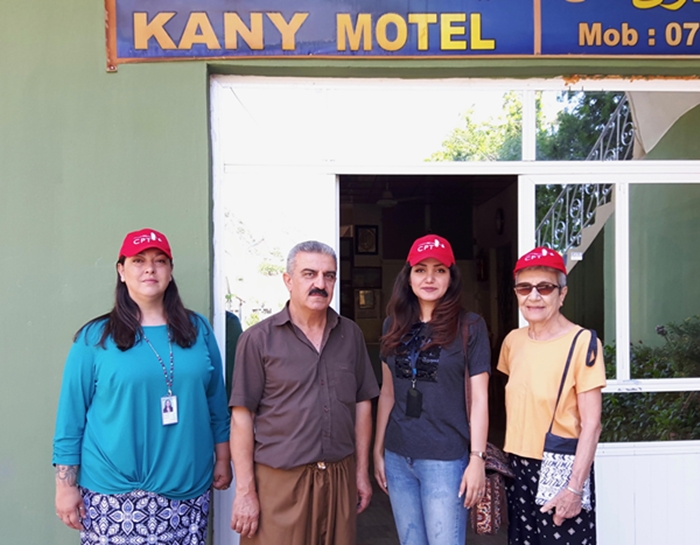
[{"left": 210, "top": 74, "right": 700, "bottom": 545}]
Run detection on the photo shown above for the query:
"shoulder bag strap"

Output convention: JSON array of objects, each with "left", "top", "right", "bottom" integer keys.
[
  {"left": 546, "top": 328, "right": 586, "bottom": 435},
  {"left": 460, "top": 313, "right": 473, "bottom": 418}
]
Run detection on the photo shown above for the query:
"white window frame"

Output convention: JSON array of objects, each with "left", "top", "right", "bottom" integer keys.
[
  {"left": 518, "top": 166, "right": 700, "bottom": 394},
  {"left": 211, "top": 75, "right": 700, "bottom": 394}
]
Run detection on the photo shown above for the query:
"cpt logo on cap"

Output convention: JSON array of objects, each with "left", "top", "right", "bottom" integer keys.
[
  {"left": 133, "top": 232, "right": 162, "bottom": 246},
  {"left": 513, "top": 246, "right": 567, "bottom": 276},
  {"left": 417, "top": 238, "right": 445, "bottom": 253},
  {"left": 407, "top": 234, "right": 455, "bottom": 267},
  {"left": 119, "top": 228, "right": 172, "bottom": 259}
]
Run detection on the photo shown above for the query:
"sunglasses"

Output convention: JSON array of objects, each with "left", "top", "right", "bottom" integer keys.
[{"left": 513, "top": 282, "right": 561, "bottom": 296}]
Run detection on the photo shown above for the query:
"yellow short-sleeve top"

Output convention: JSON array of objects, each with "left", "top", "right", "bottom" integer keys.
[{"left": 497, "top": 327, "right": 606, "bottom": 460}]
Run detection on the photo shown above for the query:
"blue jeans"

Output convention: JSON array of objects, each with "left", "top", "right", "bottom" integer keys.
[{"left": 384, "top": 449, "right": 469, "bottom": 545}]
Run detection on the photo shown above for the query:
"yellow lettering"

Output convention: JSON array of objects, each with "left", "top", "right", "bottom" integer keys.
[
  {"left": 408, "top": 13, "right": 437, "bottom": 50},
  {"left": 224, "top": 13, "right": 263, "bottom": 50},
  {"left": 337, "top": 14, "right": 372, "bottom": 51},
  {"left": 470, "top": 13, "right": 495, "bottom": 50},
  {"left": 622, "top": 23, "right": 639, "bottom": 45},
  {"left": 603, "top": 27, "right": 621, "bottom": 46},
  {"left": 376, "top": 13, "right": 408, "bottom": 51},
  {"left": 267, "top": 13, "right": 309, "bottom": 51},
  {"left": 133, "top": 12, "right": 177, "bottom": 50},
  {"left": 179, "top": 12, "right": 221, "bottom": 50},
  {"left": 579, "top": 22, "right": 602, "bottom": 46},
  {"left": 441, "top": 13, "right": 467, "bottom": 50},
  {"left": 632, "top": 0, "right": 689, "bottom": 10},
  {"left": 684, "top": 22, "right": 699, "bottom": 45}
]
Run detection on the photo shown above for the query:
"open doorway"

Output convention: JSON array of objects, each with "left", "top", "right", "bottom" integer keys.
[{"left": 340, "top": 175, "right": 518, "bottom": 544}]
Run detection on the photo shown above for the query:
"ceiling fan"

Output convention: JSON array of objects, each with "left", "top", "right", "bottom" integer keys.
[{"left": 375, "top": 182, "right": 430, "bottom": 208}]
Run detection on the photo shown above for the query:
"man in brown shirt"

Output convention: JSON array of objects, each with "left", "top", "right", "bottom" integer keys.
[{"left": 229, "top": 240, "right": 379, "bottom": 545}]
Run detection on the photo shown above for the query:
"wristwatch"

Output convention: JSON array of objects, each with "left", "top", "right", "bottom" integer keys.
[{"left": 470, "top": 451, "right": 487, "bottom": 461}]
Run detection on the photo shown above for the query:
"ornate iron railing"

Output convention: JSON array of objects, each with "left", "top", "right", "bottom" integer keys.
[
  {"left": 536, "top": 183, "right": 614, "bottom": 253},
  {"left": 586, "top": 95, "right": 635, "bottom": 161},
  {"left": 536, "top": 94, "right": 634, "bottom": 255}
]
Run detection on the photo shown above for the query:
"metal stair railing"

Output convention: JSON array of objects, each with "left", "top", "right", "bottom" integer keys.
[
  {"left": 586, "top": 94, "right": 635, "bottom": 161},
  {"left": 535, "top": 94, "right": 635, "bottom": 261},
  {"left": 536, "top": 183, "right": 614, "bottom": 255}
]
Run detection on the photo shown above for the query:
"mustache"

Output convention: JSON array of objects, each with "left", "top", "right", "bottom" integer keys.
[{"left": 309, "top": 288, "right": 329, "bottom": 297}]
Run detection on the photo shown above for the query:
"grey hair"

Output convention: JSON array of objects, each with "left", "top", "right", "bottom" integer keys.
[
  {"left": 515, "top": 266, "right": 567, "bottom": 288},
  {"left": 286, "top": 241, "right": 337, "bottom": 274}
]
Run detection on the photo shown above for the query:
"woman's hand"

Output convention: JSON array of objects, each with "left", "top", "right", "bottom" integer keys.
[
  {"left": 373, "top": 449, "right": 389, "bottom": 495},
  {"left": 459, "top": 456, "right": 485, "bottom": 508},
  {"left": 55, "top": 465, "right": 85, "bottom": 531},
  {"left": 539, "top": 488, "right": 582, "bottom": 525},
  {"left": 212, "top": 442, "right": 233, "bottom": 490},
  {"left": 212, "top": 459, "right": 233, "bottom": 490}
]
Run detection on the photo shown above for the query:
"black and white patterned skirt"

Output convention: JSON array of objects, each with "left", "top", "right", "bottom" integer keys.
[{"left": 79, "top": 487, "right": 210, "bottom": 545}]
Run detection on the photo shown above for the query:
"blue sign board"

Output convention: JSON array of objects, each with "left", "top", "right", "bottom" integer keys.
[
  {"left": 105, "top": 0, "right": 700, "bottom": 69},
  {"left": 542, "top": 0, "right": 700, "bottom": 56}
]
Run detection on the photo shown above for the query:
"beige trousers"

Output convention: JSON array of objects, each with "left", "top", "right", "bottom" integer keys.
[{"left": 242, "top": 455, "right": 357, "bottom": 545}]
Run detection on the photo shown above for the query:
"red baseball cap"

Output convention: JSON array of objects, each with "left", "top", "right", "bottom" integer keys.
[
  {"left": 119, "top": 228, "right": 172, "bottom": 260},
  {"left": 513, "top": 246, "right": 566, "bottom": 277},
  {"left": 407, "top": 235, "right": 455, "bottom": 267}
]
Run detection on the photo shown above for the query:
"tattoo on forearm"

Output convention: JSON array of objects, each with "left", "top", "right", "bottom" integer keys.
[{"left": 56, "top": 465, "right": 79, "bottom": 485}]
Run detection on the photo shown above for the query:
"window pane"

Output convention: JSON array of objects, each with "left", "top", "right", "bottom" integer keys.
[
  {"left": 629, "top": 184, "right": 700, "bottom": 379},
  {"left": 536, "top": 91, "right": 631, "bottom": 161},
  {"left": 536, "top": 184, "right": 616, "bottom": 347},
  {"left": 427, "top": 91, "right": 523, "bottom": 162},
  {"left": 602, "top": 391, "right": 700, "bottom": 442}
]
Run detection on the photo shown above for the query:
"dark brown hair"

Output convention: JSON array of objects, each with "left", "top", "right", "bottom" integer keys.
[
  {"left": 380, "top": 262, "right": 463, "bottom": 358},
  {"left": 75, "top": 257, "right": 198, "bottom": 350}
]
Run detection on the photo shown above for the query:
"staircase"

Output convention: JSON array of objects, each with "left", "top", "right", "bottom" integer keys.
[{"left": 535, "top": 94, "right": 634, "bottom": 271}]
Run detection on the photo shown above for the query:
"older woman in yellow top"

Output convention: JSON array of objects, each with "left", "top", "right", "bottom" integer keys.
[{"left": 497, "top": 247, "right": 606, "bottom": 545}]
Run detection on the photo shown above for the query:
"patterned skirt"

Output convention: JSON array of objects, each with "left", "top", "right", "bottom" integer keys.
[
  {"left": 79, "top": 487, "right": 210, "bottom": 545},
  {"left": 506, "top": 454, "right": 597, "bottom": 545}
]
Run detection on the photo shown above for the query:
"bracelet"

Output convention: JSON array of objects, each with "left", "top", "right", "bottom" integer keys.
[
  {"left": 470, "top": 451, "right": 486, "bottom": 461},
  {"left": 566, "top": 486, "right": 583, "bottom": 497}
]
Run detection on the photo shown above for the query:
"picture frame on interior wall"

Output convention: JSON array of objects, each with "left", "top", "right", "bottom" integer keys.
[
  {"left": 355, "top": 225, "right": 378, "bottom": 255},
  {"left": 355, "top": 289, "right": 381, "bottom": 319}
]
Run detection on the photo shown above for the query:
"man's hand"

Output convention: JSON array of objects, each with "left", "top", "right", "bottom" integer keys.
[
  {"left": 356, "top": 470, "right": 372, "bottom": 514},
  {"left": 231, "top": 489, "right": 260, "bottom": 538}
]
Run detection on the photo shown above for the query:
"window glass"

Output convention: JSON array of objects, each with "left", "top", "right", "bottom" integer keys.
[
  {"left": 629, "top": 184, "right": 700, "bottom": 379},
  {"left": 426, "top": 91, "right": 523, "bottom": 162},
  {"left": 536, "top": 91, "right": 631, "bottom": 161},
  {"left": 602, "top": 391, "right": 700, "bottom": 442},
  {"left": 536, "top": 184, "right": 615, "bottom": 347}
]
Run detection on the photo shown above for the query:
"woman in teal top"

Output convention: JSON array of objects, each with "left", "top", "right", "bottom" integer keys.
[{"left": 53, "top": 228, "right": 231, "bottom": 545}]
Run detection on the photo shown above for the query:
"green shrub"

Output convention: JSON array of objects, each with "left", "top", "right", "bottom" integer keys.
[{"left": 601, "top": 315, "right": 700, "bottom": 442}]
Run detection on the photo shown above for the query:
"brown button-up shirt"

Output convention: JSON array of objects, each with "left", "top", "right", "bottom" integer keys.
[{"left": 229, "top": 304, "right": 379, "bottom": 469}]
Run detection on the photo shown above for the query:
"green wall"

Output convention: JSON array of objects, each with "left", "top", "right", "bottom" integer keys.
[
  {"left": 647, "top": 104, "right": 700, "bottom": 160},
  {"left": 629, "top": 184, "right": 700, "bottom": 348},
  {"left": 632, "top": 105, "right": 700, "bottom": 347},
  {"left": 0, "top": 4, "right": 212, "bottom": 544},
  {"left": 563, "top": 229, "right": 606, "bottom": 343},
  {"left": 4, "top": 2, "right": 700, "bottom": 544}
]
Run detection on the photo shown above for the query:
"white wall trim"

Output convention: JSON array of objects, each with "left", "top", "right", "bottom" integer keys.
[{"left": 598, "top": 439, "right": 700, "bottom": 456}]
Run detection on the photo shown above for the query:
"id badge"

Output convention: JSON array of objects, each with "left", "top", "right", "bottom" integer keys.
[
  {"left": 405, "top": 386, "right": 422, "bottom": 418},
  {"left": 161, "top": 396, "right": 178, "bottom": 426}
]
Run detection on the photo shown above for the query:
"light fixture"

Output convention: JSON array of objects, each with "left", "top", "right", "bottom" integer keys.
[{"left": 376, "top": 183, "right": 398, "bottom": 207}]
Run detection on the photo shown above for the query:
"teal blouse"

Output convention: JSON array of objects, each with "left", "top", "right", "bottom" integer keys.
[{"left": 53, "top": 314, "right": 229, "bottom": 500}]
